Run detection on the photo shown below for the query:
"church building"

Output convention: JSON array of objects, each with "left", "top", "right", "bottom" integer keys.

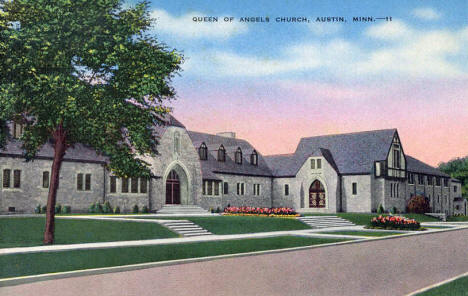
[{"left": 1, "top": 116, "right": 465, "bottom": 215}]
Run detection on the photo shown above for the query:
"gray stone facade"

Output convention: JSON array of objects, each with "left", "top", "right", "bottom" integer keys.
[{"left": 1, "top": 119, "right": 465, "bottom": 215}]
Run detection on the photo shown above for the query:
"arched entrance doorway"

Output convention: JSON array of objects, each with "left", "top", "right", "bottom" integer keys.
[
  {"left": 309, "top": 180, "right": 326, "bottom": 208},
  {"left": 166, "top": 170, "right": 181, "bottom": 204}
]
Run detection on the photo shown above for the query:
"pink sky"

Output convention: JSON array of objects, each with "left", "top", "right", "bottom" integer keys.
[{"left": 171, "top": 78, "right": 468, "bottom": 167}]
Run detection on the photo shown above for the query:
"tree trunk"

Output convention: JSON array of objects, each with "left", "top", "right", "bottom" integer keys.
[{"left": 43, "top": 124, "right": 67, "bottom": 245}]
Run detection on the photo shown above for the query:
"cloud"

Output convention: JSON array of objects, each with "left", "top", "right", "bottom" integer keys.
[
  {"left": 412, "top": 7, "right": 442, "bottom": 21},
  {"left": 365, "top": 20, "right": 413, "bottom": 40},
  {"left": 150, "top": 9, "right": 248, "bottom": 39}
]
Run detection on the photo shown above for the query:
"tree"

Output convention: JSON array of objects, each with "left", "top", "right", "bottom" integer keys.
[
  {"left": 0, "top": 0, "right": 182, "bottom": 244},
  {"left": 406, "top": 195, "right": 431, "bottom": 214},
  {"left": 438, "top": 156, "right": 468, "bottom": 200}
]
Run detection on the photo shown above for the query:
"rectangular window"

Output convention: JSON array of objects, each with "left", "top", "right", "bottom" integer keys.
[
  {"left": 443, "top": 178, "right": 448, "bottom": 187},
  {"left": 13, "top": 123, "right": 23, "bottom": 139},
  {"left": 85, "top": 174, "right": 91, "bottom": 191},
  {"left": 236, "top": 183, "right": 245, "bottom": 195},
  {"left": 454, "top": 186, "right": 457, "bottom": 193},
  {"left": 131, "top": 178, "right": 138, "bottom": 193},
  {"left": 427, "top": 176, "right": 433, "bottom": 185},
  {"left": 140, "top": 178, "right": 147, "bottom": 193},
  {"left": 223, "top": 182, "right": 228, "bottom": 194},
  {"left": 110, "top": 176, "right": 117, "bottom": 193},
  {"left": 352, "top": 182, "right": 357, "bottom": 195},
  {"left": 284, "top": 184, "right": 289, "bottom": 196},
  {"left": 202, "top": 181, "right": 206, "bottom": 195},
  {"left": 393, "top": 149, "right": 401, "bottom": 168},
  {"left": 418, "top": 174, "right": 423, "bottom": 185},
  {"left": 77, "top": 173, "right": 83, "bottom": 191},
  {"left": 253, "top": 184, "right": 261, "bottom": 196},
  {"left": 435, "top": 177, "right": 441, "bottom": 186},
  {"left": 396, "top": 183, "right": 399, "bottom": 198},
  {"left": 207, "top": 181, "right": 213, "bottom": 195},
  {"left": 375, "top": 162, "right": 381, "bottom": 177},
  {"left": 121, "top": 178, "right": 129, "bottom": 193},
  {"left": 408, "top": 173, "right": 414, "bottom": 184},
  {"left": 317, "top": 159, "right": 322, "bottom": 169},
  {"left": 310, "top": 159, "right": 315, "bottom": 169},
  {"left": 214, "top": 182, "right": 220, "bottom": 196},
  {"left": 13, "top": 170, "right": 21, "bottom": 188},
  {"left": 42, "top": 171, "right": 49, "bottom": 188},
  {"left": 3, "top": 169, "right": 11, "bottom": 188},
  {"left": 390, "top": 183, "right": 393, "bottom": 198}
]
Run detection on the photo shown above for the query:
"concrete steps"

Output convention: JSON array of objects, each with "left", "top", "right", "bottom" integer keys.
[
  {"left": 158, "top": 220, "right": 213, "bottom": 237},
  {"left": 156, "top": 205, "right": 212, "bottom": 215},
  {"left": 298, "top": 216, "right": 356, "bottom": 229}
]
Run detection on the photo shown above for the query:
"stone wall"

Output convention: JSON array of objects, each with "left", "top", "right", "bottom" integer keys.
[{"left": 342, "top": 175, "right": 372, "bottom": 213}]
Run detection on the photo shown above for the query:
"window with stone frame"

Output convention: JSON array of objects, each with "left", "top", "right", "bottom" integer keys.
[
  {"left": 42, "top": 171, "right": 50, "bottom": 188},
  {"left": 121, "top": 177, "right": 129, "bottom": 193},
  {"left": 408, "top": 173, "right": 414, "bottom": 184},
  {"left": 352, "top": 182, "right": 357, "bottom": 195},
  {"left": 77, "top": 173, "right": 83, "bottom": 191},
  {"left": 131, "top": 178, "right": 138, "bottom": 193},
  {"left": 236, "top": 182, "right": 245, "bottom": 195},
  {"left": 2, "top": 169, "right": 11, "bottom": 188},
  {"left": 13, "top": 170, "right": 21, "bottom": 188},
  {"left": 13, "top": 122, "right": 24, "bottom": 139},
  {"left": 317, "top": 159, "right": 322, "bottom": 169},
  {"left": 110, "top": 176, "right": 117, "bottom": 193},
  {"left": 427, "top": 176, "right": 433, "bottom": 186},
  {"left": 435, "top": 177, "right": 441, "bottom": 186},
  {"left": 284, "top": 184, "right": 289, "bottom": 196},
  {"left": 140, "top": 178, "right": 148, "bottom": 193},
  {"left": 85, "top": 174, "right": 91, "bottom": 191},
  {"left": 253, "top": 184, "right": 261, "bottom": 196},
  {"left": 223, "top": 182, "right": 228, "bottom": 194},
  {"left": 418, "top": 174, "right": 424, "bottom": 185},
  {"left": 310, "top": 159, "right": 315, "bottom": 169},
  {"left": 204, "top": 180, "right": 221, "bottom": 196},
  {"left": 443, "top": 178, "right": 448, "bottom": 187}
]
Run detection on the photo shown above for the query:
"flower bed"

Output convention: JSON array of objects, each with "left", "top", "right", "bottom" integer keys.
[
  {"left": 369, "top": 215, "right": 421, "bottom": 230},
  {"left": 223, "top": 207, "right": 300, "bottom": 218}
]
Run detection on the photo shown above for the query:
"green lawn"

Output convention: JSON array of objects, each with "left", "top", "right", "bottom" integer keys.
[
  {"left": 416, "top": 275, "right": 468, "bottom": 296},
  {"left": 0, "top": 217, "right": 177, "bottom": 248},
  {"left": 136, "top": 216, "right": 311, "bottom": 234},
  {"left": 0, "top": 236, "right": 347, "bottom": 279},
  {"left": 302, "top": 213, "right": 440, "bottom": 225},
  {"left": 319, "top": 230, "right": 404, "bottom": 237},
  {"left": 447, "top": 215, "right": 468, "bottom": 222}
]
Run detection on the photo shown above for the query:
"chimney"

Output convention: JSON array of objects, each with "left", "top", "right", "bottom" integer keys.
[{"left": 216, "top": 132, "right": 236, "bottom": 138}]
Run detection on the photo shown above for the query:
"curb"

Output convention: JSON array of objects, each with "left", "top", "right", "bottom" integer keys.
[
  {"left": 0, "top": 226, "right": 467, "bottom": 287},
  {"left": 405, "top": 270, "right": 468, "bottom": 296}
]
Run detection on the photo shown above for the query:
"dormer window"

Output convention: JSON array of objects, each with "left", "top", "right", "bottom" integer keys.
[
  {"left": 235, "top": 147, "right": 242, "bottom": 164},
  {"left": 199, "top": 143, "right": 208, "bottom": 160},
  {"left": 250, "top": 150, "right": 258, "bottom": 166},
  {"left": 217, "top": 145, "right": 226, "bottom": 162},
  {"left": 12, "top": 122, "right": 24, "bottom": 139}
]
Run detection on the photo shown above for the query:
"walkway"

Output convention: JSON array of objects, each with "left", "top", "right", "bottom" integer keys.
[{"left": 1, "top": 227, "right": 467, "bottom": 296}]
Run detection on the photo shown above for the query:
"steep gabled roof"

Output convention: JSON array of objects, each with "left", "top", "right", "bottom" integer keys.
[
  {"left": 265, "top": 129, "right": 396, "bottom": 176},
  {"left": 406, "top": 155, "right": 450, "bottom": 177},
  {"left": 188, "top": 131, "right": 272, "bottom": 178}
]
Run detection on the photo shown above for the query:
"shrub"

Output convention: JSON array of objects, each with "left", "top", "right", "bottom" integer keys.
[
  {"left": 94, "top": 202, "right": 103, "bottom": 213},
  {"left": 142, "top": 205, "right": 149, "bottom": 213},
  {"left": 54, "top": 204, "right": 62, "bottom": 214},
  {"left": 216, "top": 207, "right": 221, "bottom": 213},
  {"left": 102, "top": 201, "right": 112, "bottom": 213},
  {"left": 406, "top": 195, "right": 431, "bottom": 214},
  {"left": 392, "top": 206, "right": 398, "bottom": 214},
  {"left": 377, "top": 204, "right": 385, "bottom": 214},
  {"left": 42, "top": 205, "right": 47, "bottom": 213},
  {"left": 34, "top": 205, "right": 41, "bottom": 214},
  {"left": 370, "top": 215, "right": 420, "bottom": 230},
  {"left": 113, "top": 206, "right": 121, "bottom": 214},
  {"left": 89, "top": 203, "right": 96, "bottom": 213},
  {"left": 132, "top": 204, "right": 139, "bottom": 213},
  {"left": 62, "top": 205, "right": 71, "bottom": 214}
]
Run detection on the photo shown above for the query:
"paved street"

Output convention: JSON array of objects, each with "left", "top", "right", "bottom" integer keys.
[{"left": 1, "top": 228, "right": 468, "bottom": 296}]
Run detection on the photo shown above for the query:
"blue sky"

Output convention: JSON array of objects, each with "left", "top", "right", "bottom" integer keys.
[{"left": 125, "top": 0, "right": 468, "bottom": 165}]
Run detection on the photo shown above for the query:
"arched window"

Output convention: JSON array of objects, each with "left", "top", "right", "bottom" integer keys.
[
  {"left": 217, "top": 145, "right": 226, "bottom": 162},
  {"left": 199, "top": 143, "right": 208, "bottom": 160},
  {"left": 235, "top": 147, "right": 242, "bottom": 164},
  {"left": 173, "top": 132, "right": 180, "bottom": 154},
  {"left": 250, "top": 150, "right": 258, "bottom": 166}
]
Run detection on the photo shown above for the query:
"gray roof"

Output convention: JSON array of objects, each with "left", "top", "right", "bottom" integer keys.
[
  {"left": 406, "top": 156, "right": 450, "bottom": 177},
  {"left": 187, "top": 131, "right": 272, "bottom": 179},
  {"left": 0, "top": 139, "right": 108, "bottom": 163},
  {"left": 265, "top": 129, "right": 397, "bottom": 176},
  {"left": 1, "top": 113, "right": 184, "bottom": 163}
]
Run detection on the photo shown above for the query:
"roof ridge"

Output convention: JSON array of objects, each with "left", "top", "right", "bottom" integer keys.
[{"left": 300, "top": 128, "right": 397, "bottom": 140}]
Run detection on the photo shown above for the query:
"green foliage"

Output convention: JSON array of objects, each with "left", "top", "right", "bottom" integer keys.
[
  {"left": 132, "top": 204, "right": 139, "bottom": 214},
  {"left": 377, "top": 204, "right": 385, "bottom": 214},
  {"left": 62, "top": 205, "right": 71, "bottom": 214},
  {"left": 88, "top": 203, "right": 96, "bottom": 213},
  {"left": 34, "top": 205, "right": 41, "bottom": 214},
  {"left": 439, "top": 156, "right": 468, "bottom": 199},
  {"left": 141, "top": 205, "right": 149, "bottom": 213},
  {"left": 54, "top": 204, "right": 62, "bottom": 214},
  {"left": 113, "top": 206, "right": 120, "bottom": 214},
  {"left": 102, "top": 201, "right": 112, "bottom": 214},
  {"left": 41, "top": 205, "right": 47, "bottom": 213},
  {"left": 94, "top": 202, "right": 103, "bottom": 214},
  {"left": 0, "top": 0, "right": 183, "bottom": 177}
]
